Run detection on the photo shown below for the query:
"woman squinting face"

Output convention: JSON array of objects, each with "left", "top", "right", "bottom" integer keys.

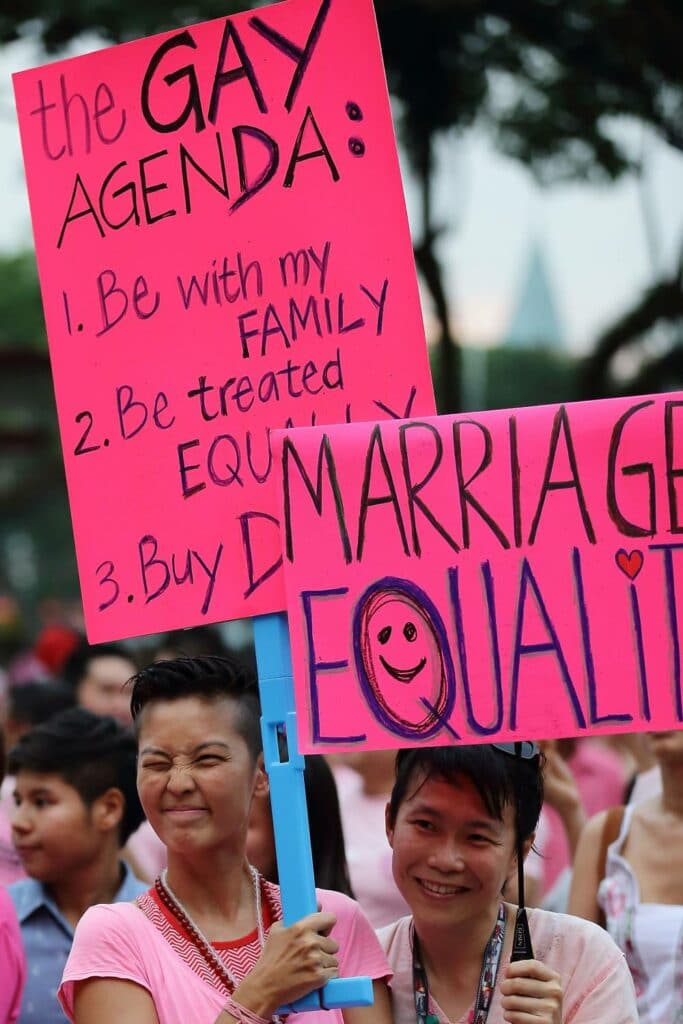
[
  {"left": 386, "top": 773, "right": 518, "bottom": 932},
  {"left": 136, "top": 696, "right": 265, "bottom": 855}
]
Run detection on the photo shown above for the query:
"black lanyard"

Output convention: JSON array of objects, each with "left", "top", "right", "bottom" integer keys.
[{"left": 412, "top": 904, "right": 506, "bottom": 1024}]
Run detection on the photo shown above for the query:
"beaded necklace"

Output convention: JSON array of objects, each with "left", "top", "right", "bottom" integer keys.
[{"left": 155, "top": 866, "right": 270, "bottom": 1002}]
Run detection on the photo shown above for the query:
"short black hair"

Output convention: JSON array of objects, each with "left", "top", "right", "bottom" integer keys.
[
  {"left": 129, "top": 655, "right": 262, "bottom": 761},
  {"left": 8, "top": 681, "right": 75, "bottom": 727},
  {"left": 304, "top": 754, "right": 354, "bottom": 897},
  {"left": 8, "top": 707, "right": 144, "bottom": 844},
  {"left": 62, "top": 639, "right": 137, "bottom": 691},
  {"left": 387, "top": 744, "right": 543, "bottom": 842}
]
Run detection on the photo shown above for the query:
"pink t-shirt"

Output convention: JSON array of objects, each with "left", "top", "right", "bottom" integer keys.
[
  {"left": 0, "top": 885, "right": 26, "bottom": 1023},
  {"left": 59, "top": 886, "right": 390, "bottom": 1024},
  {"left": 378, "top": 906, "right": 638, "bottom": 1024},
  {"left": 541, "top": 740, "right": 626, "bottom": 893},
  {"left": 333, "top": 766, "right": 410, "bottom": 929}
]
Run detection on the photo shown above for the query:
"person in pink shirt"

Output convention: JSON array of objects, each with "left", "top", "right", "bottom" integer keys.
[
  {"left": 59, "top": 655, "right": 392, "bottom": 1024},
  {"left": 248, "top": 753, "right": 353, "bottom": 897},
  {"left": 332, "top": 752, "right": 410, "bottom": 927},
  {"left": 0, "top": 884, "right": 25, "bottom": 1022},
  {"left": 378, "top": 744, "right": 637, "bottom": 1024},
  {"left": 538, "top": 738, "right": 626, "bottom": 898}
]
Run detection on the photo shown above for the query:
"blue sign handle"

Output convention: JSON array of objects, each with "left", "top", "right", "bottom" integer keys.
[{"left": 253, "top": 612, "right": 374, "bottom": 1014}]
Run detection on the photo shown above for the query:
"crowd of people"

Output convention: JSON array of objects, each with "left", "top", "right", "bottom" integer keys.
[{"left": 0, "top": 616, "right": 680, "bottom": 1023}]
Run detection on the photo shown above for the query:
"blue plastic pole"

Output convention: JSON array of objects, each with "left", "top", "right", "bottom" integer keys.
[{"left": 253, "top": 612, "right": 373, "bottom": 1013}]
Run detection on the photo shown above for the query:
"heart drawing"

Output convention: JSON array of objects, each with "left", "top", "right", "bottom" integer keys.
[{"left": 615, "top": 549, "right": 644, "bottom": 580}]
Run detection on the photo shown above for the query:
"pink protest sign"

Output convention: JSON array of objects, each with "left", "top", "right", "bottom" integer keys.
[
  {"left": 13, "top": 0, "right": 434, "bottom": 642},
  {"left": 274, "top": 393, "right": 683, "bottom": 751}
]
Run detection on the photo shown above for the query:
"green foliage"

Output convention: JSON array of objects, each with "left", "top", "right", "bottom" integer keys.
[
  {"left": 0, "top": 250, "right": 46, "bottom": 349},
  {"left": 376, "top": 0, "right": 682, "bottom": 407},
  {"left": 0, "top": 1, "right": 679, "bottom": 616},
  {"left": 483, "top": 344, "right": 578, "bottom": 409},
  {"left": 0, "top": 249, "right": 54, "bottom": 492},
  {"left": 0, "top": 250, "right": 76, "bottom": 618},
  {"left": 436, "top": 343, "right": 579, "bottom": 412},
  {"left": 0, "top": 1, "right": 252, "bottom": 51},
  {"left": 4, "top": 1, "right": 679, "bottom": 175},
  {"left": 376, "top": 0, "right": 682, "bottom": 177},
  {"left": 581, "top": 262, "right": 683, "bottom": 398},
  {"left": 3, "top": 2, "right": 682, "bottom": 410},
  {"left": 0, "top": 251, "right": 53, "bottom": 457}
]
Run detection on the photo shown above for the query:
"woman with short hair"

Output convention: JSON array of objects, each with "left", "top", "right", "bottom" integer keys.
[
  {"left": 378, "top": 743, "right": 637, "bottom": 1024},
  {"left": 58, "top": 655, "right": 392, "bottom": 1024}
]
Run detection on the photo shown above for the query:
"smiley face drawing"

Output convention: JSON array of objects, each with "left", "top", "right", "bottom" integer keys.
[{"left": 352, "top": 578, "right": 455, "bottom": 740}]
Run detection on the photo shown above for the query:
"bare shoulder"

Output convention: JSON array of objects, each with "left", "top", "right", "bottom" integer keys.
[
  {"left": 581, "top": 808, "right": 611, "bottom": 840},
  {"left": 573, "top": 808, "right": 615, "bottom": 867}
]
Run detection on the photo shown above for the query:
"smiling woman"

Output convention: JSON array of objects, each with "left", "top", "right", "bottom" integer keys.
[
  {"left": 57, "top": 655, "right": 392, "bottom": 1024},
  {"left": 378, "top": 745, "right": 638, "bottom": 1024}
]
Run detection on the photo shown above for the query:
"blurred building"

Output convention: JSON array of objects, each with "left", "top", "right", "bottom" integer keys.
[
  {"left": 503, "top": 241, "right": 565, "bottom": 351},
  {"left": 462, "top": 238, "right": 575, "bottom": 411}
]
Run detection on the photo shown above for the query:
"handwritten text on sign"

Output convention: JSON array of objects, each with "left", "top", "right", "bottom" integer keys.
[
  {"left": 13, "top": 0, "right": 434, "bottom": 641},
  {"left": 275, "top": 394, "right": 683, "bottom": 751}
]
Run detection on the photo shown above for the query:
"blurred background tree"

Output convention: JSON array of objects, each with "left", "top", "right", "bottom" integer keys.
[
  {"left": 1, "top": 0, "right": 681, "bottom": 409},
  {"left": 0, "top": 0, "right": 681, "bottom": 621},
  {"left": 0, "top": 254, "right": 74, "bottom": 621}
]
